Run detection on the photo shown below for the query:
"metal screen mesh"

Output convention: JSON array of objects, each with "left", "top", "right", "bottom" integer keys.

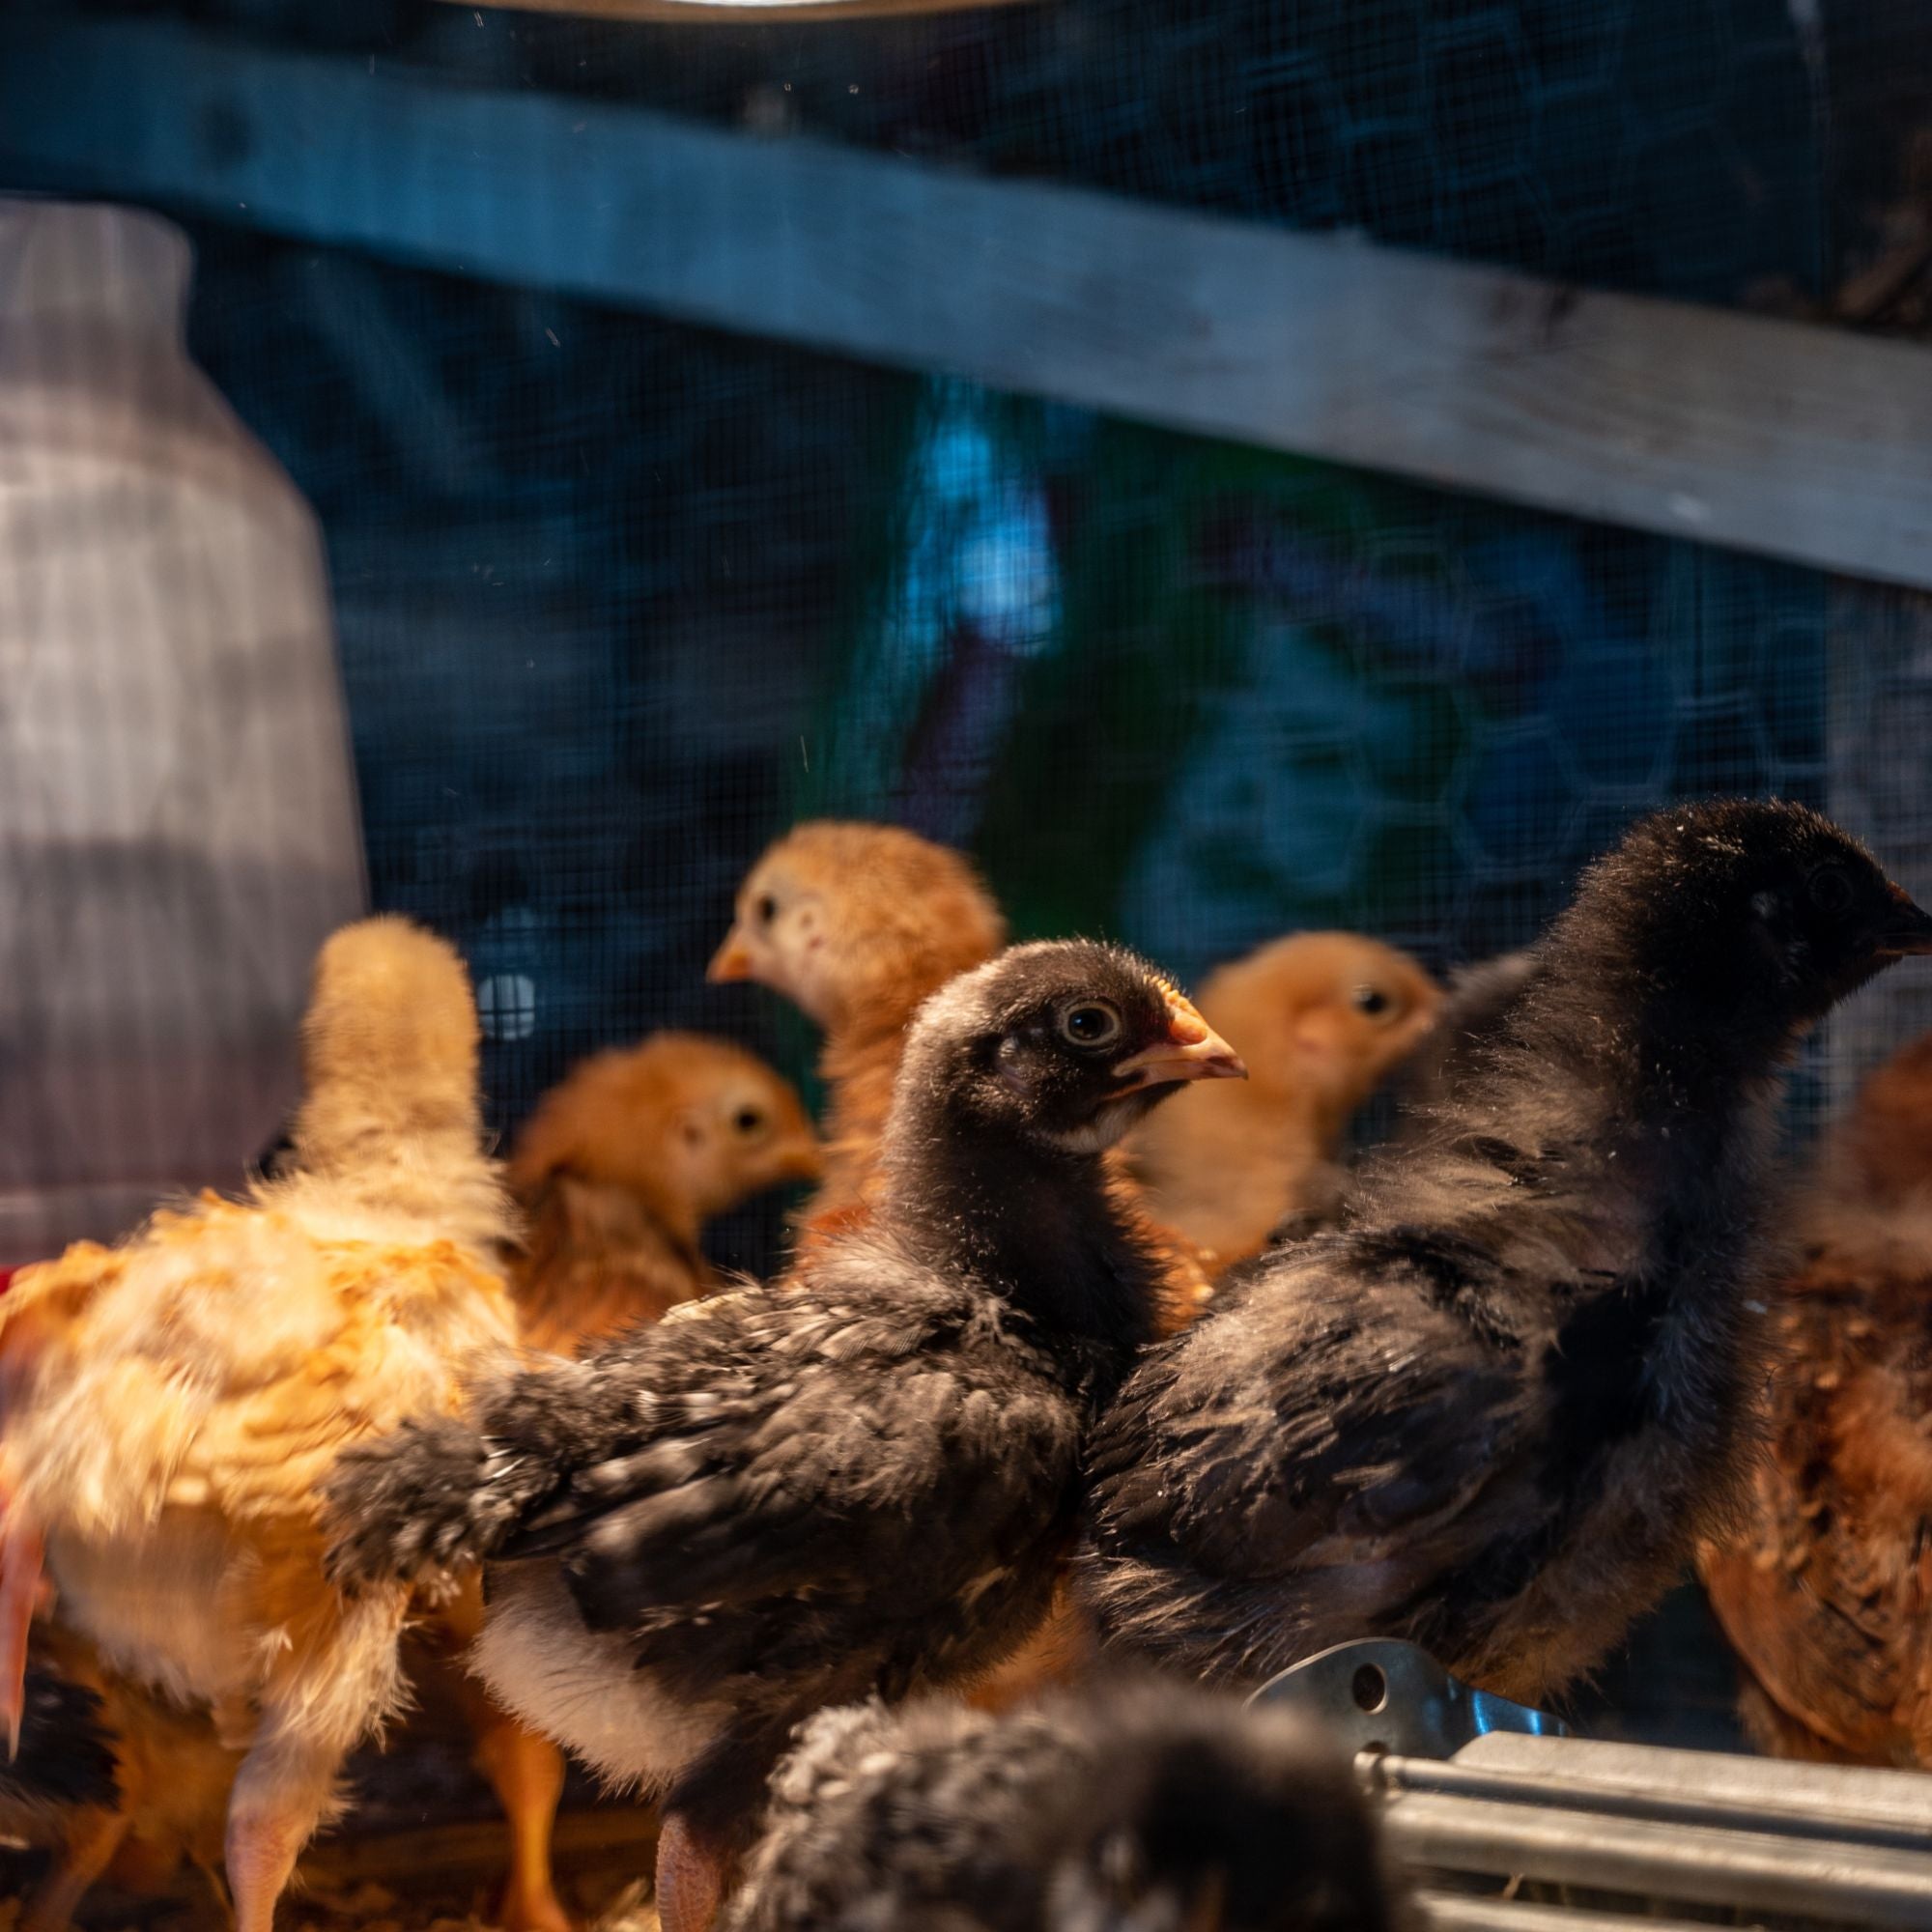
[{"left": 6, "top": 0, "right": 1932, "bottom": 1744}]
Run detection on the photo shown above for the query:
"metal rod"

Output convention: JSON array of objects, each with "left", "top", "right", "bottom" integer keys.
[
  {"left": 1414, "top": 1893, "right": 1733, "bottom": 1932},
  {"left": 1457, "top": 1734, "right": 1932, "bottom": 1838},
  {"left": 1383, "top": 1791, "right": 1932, "bottom": 1926},
  {"left": 1371, "top": 1751, "right": 1932, "bottom": 1856}
]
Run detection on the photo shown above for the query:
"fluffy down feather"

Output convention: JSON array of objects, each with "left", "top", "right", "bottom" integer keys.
[
  {"left": 0, "top": 1666, "right": 119, "bottom": 1818},
  {"left": 1084, "top": 801, "right": 1932, "bottom": 1704},
  {"left": 0, "top": 1626, "right": 241, "bottom": 1932},
  {"left": 0, "top": 917, "right": 520, "bottom": 1932},
  {"left": 1129, "top": 931, "right": 1438, "bottom": 1265},
  {"left": 708, "top": 821, "right": 1006, "bottom": 1225},
  {"left": 327, "top": 940, "right": 1235, "bottom": 1929},
  {"left": 1700, "top": 1028, "right": 1932, "bottom": 1764},
  {"left": 507, "top": 1033, "right": 819, "bottom": 1356},
  {"left": 726, "top": 1683, "right": 1408, "bottom": 1932}
]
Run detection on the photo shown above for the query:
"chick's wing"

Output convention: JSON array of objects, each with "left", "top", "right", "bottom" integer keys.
[
  {"left": 6, "top": 1202, "right": 514, "bottom": 1537},
  {"left": 491, "top": 1269, "right": 1082, "bottom": 1630},
  {"left": 1091, "top": 1244, "right": 1534, "bottom": 1580},
  {"left": 1703, "top": 1265, "right": 1932, "bottom": 1759}
]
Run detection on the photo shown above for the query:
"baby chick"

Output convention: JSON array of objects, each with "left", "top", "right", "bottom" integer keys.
[
  {"left": 0, "top": 1660, "right": 128, "bottom": 1932},
  {"left": 1083, "top": 800, "right": 1932, "bottom": 1704},
  {"left": 708, "top": 820, "right": 1007, "bottom": 1222},
  {"left": 726, "top": 1683, "right": 1407, "bottom": 1932},
  {"left": 1395, "top": 950, "right": 1538, "bottom": 1121},
  {"left": 0, "top": 917, "right": 521, "bottom": 1932},
  {"left": 409, "top": 1035, "right": 817, "bottom": 1932},
  {"left": 0, "top": 1630, "right": 239, "bottom": 1932},
  {"left": 508, "top": 1033, "right": 821, "bottom": 1354},
  {"left": 710, "top": 823, "right": 1214, "bottom": 1718},
  {"left": 1128, "top": 932, "right": 1439, "bottom": 1265},
  {"left": 326, "top": 941, "right": 1243, "bottom": 1932},
  {"left": 1700, "top": 1027, "right": 1932, "bottom": 1765}
]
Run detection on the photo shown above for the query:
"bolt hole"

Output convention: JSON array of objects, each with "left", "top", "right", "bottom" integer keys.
[{"left": 1350, "top": 1663, "right": 1388, "bottom": 1715}]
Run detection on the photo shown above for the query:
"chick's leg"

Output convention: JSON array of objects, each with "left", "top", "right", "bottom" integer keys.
[
  {"left": 226, "top": 1766, "right": 319, "bottom": 1932},
  {"left": 0, "top": 1499, "right": 43, "bottom": 1759},
  {"left": 654, "top": 1811, "right": 725, "bottom": 1932},
  {"left": 434, "top": 1574, "right": 573, "bottom": 1931},
  {"left": 228, "top": 1580, "right": 410, "bottom": 1932},
  {"left": 464, "top": 1690, "right": 572, "bottom": 1931},
  {"left": 23, "top": 1804, "right": 130, "bottom": 1932}
]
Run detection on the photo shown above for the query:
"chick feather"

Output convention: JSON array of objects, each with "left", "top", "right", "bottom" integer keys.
[
  {"left": 1128, "top": 932, "right": 1439, "bottom": 1265},
  {"left": 1700, "top": 1027, "right": 1932, "bottom": 1764},
  {"left": 1084, "top": 801, "right": 1932, "bottom": 1704},
  {"left": 0, "top": 1627, "right": 240, "bottom": 1932},
  {"left": 507, "top": 1033, "right": 819, "bottom": 1355},
  {"left": 725, "top": 1682, "right": 1409, "bottom": 1932},
  {"left": 0, "top": 917, "right": 520, "bottom": 1932},
  {"left": 0, "top": 1662, "right": 120, "bottom": 1819},
  {"left": 326, "top": 940, "right": 1225, "bottom": 1921},
  {"left": 709, "top": 821, "right": 1007, "bottom": 1224}
]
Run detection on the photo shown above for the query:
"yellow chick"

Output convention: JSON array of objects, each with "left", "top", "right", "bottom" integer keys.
[
  {"left": 1129, "top": 931, "right": 1440, "bottom": 1266},
  {"left": 507, "top": 1032, "right": 822, "bottom": 1356},
  {"left": 0, "top": 918, "right": 520, "bottom": 1932}
]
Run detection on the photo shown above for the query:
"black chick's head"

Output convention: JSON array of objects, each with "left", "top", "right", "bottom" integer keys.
[
  {"left": 1568, "top": 798, "right": 1932, "bottom": 1046},
  {"left": 895, "top": 940, "right": 1246, "bottom": 1158},
  {"left": 1038, "top": 1692, "right": 1407, "bottom": 1932}
]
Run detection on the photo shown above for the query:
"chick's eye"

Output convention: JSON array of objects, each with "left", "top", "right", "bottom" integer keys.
[
  {"left": 1352, "top": 984, "right": 1392, "bottom": 1016},
  {"left": 1059, "top": 1001, "right": 1122, "bottom": 1048},
  {"left": 1809, "top": 866, "right": 1855, "bottom": 917},
  {"left": 732, "top": 1106, "right": 766, "bottom": 1136},
  {"left": 754, "top": 894, "right": 779, "bottom": 924}
]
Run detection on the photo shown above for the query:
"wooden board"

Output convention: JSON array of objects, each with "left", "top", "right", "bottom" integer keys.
[
  {"left": 7, "top": 16, "right": 1932, "bottom": 587},
  {"left": 446, "top": 0, "right": 1039, "bottom": 19}
]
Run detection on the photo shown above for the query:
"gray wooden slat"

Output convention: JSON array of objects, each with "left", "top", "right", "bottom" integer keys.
[
  {"left": 8, "top": 17, "right": 1932, "bottom": 586},
  {"left": 451, "top": 0, "right": 1039, "bottom": 18}
]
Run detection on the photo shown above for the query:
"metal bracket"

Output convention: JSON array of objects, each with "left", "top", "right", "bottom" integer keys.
[{"left": 1247, "top": 1637, "right": 1570, "bottom": 1759}]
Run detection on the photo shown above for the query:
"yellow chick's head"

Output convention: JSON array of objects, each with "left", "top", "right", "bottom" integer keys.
[{"left": 707, "top": 820, "right": 1006, "bottom": 1034}]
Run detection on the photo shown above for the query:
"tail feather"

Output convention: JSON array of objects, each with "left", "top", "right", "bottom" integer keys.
[
  {"left": 0, "top": 1669, "right": 119, "bottom": 1813},
  {"left": 291, "top": 917, "right": 483, "bottom": 1173},
  {"left": 324, "top": 1412, "right": 505, "bottom": 1587}
]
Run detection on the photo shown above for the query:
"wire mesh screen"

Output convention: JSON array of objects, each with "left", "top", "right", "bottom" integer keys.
[
  {"left": 175, "top": 242, "right": 1846, "bottom": 1156},
  {"left": 6, "top": 0, "right": 1932, "bottom": 1233}
]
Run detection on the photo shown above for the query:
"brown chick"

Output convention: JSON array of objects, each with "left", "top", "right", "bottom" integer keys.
[
  {"left": 0, "top": 916, "right": 522, "bottom": 1932},
  {"left": 1700, "top": 1028, "right": 1932, "bottom": 1766},
  {"left": 1128, "top": 932, "right": 1440, "bottom": 1266},
  {"left": 507, "top": 1033, "right": 821, "bottom": 1356},
  {"left": 0, "top": 1625, "right": 242, "bottom": 1932},
  {"left": 708, "top": 821, "right": 1007, "bottom": 1222}
]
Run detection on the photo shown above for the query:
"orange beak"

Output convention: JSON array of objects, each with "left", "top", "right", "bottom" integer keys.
[
  {"left": 707, "top": 926, "right": 754, "bottom": 983},
  {"left": 777, "top": 1131, "right": 824, "bottom": 1182},
  {"left": 1111, "top": 991, "right": 1247, "bottom": 1091}
]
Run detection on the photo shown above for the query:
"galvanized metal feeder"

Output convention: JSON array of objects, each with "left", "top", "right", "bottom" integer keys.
[{"left": 1254, "top": 1640, "right": 1932, "bottom": 1931}]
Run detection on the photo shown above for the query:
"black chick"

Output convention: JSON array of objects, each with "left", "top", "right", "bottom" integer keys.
[
  {"left": 1082, "top": 799, "right": 1932, "bottom": 1705},
  {"left": 725, "top": 1682, "right": 1407, "bottom": 1932},
  {"left": 1260, "top": 953, "right": 1540, "bottom": 1254},
  {"left": 1397, "top": 949, "right": 1538, "bottom": 1120},
  {"left": 0, "top": 1668, "right": 119, "bottom": 1818},
  {"left": 325, "top": 941, "right": 1243, "bottom": 1932}
]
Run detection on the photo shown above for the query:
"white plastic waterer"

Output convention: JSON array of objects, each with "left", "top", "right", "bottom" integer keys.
[{"left": 0, "top": 198, "right": 367, "bottom": 1262}]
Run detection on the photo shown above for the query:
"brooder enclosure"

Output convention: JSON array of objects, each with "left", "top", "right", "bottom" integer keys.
[{"left": 7, "top": 0, "right": 1932, "bottom": 1924}]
